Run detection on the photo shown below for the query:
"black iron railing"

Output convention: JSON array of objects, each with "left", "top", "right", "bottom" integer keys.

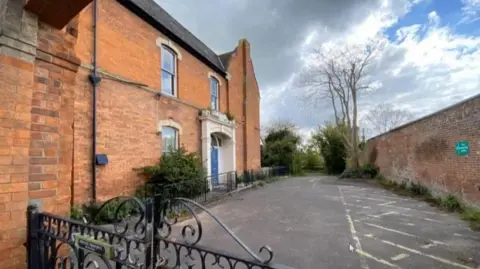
[
  {"left": 241, "top": 166, "right": 289, "bottom": 186},
  {"left": 25, "top": 166, "right": 292, "bottom": 269},
  {"left": 142, "top": 167, "right": 287, "bottom": 218}
]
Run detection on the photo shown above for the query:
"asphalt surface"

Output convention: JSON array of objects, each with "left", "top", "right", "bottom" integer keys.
[{"left": 168, "top": 176, "right": 480, "bottom": 269}]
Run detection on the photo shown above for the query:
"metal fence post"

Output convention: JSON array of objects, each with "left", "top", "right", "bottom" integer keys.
[
  {"left": 204, "top": 177, "right": 208, "bottom": 203},
  {"left": 26, "top": 205, "right": 40, "bottom": 269}
]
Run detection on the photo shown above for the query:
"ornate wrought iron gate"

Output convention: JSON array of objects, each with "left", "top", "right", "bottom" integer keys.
[{"left": 26, "top": 196, "right": 295, "bottom": 269}]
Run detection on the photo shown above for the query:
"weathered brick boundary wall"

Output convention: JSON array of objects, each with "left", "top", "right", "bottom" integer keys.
[{"left": 367, "top": 94, "right": 480, "bottom": 206}]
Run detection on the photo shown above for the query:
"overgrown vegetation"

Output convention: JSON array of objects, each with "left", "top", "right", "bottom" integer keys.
[
  {"left": 299, "top": 145, "right": 324, "bottom": 172},
  {"left": 261, "top": 122, "right": 303, "bottom": 175},
  {"left": 134, "top": 147, "right": 207, "bottom": 198},
  {"left": 70, "top": 198, "right": 138, "bottom": 224},
  {"left": 311, "top": 123, "right": 347, "bottom": 174},
  {"left": 374, "top": 174, "right": 480, "bottom": 230},
  {"left": 339, "top": 163, "right": 379, "bottom": 179}
]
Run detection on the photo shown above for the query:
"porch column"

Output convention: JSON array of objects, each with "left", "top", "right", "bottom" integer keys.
[{"left": 201, "top": 120, "right": 212, "bottom": 189}]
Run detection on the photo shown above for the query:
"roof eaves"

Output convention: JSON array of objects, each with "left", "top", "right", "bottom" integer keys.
[{"left": 117, "top": 0, "right": 228, "bottom": 76}]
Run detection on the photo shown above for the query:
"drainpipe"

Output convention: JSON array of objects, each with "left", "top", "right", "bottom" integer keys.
[{"left": 88, "top": 0, "right": 101, "bottom": 202}]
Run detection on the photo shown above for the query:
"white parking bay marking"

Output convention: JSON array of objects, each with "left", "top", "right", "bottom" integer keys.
[
  {"left": 363, "top": 234, "right": 476, "bottom": 269},
  {"left": 391, "top": 253, "right": 409, "bottom": 261},
  {"left": 378, "top": 201, "right": 397, "bottom": 206},
  {"left": 363, "top": 222, "right": 446, "bottom": 246},
  {"left": 339, "top": 187, "right": 369, "bottom": 269},
  {"left": 367, "top": 211, "right": 397, "bottom": 218},
  {"left": 356, "top": 249, "right": 404, "bottom": 268}
]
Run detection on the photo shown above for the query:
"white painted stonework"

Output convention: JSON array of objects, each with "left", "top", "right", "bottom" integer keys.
[{"left": 199, "top": 110, "right": 236, "bottom": 189}]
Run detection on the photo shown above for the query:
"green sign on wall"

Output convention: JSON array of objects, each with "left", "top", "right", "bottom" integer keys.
[{"left": 455, "top": 141, "right": 470, "bottom": 156}]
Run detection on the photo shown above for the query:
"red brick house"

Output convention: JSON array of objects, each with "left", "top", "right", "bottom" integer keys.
[{"left": 0, "top": 0, "right": 261, "bottom": 266}]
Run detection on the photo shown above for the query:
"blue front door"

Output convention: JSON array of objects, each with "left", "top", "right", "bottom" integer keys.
[{"left": 211, "top": 147, "right": 219, "bottom": 185}]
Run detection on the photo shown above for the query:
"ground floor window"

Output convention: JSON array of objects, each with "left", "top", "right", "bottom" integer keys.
[{"left": 162, "top": 126, "right": 178, "bottom": 153}]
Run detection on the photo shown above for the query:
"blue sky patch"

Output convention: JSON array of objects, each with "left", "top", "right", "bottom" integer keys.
[{"left": 384, "top": 0, "right": 479, "bottom": 41}]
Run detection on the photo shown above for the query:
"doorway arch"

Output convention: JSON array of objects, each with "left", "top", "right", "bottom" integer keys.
[{"left": 200, "top": 112, "right": 236, "bottom": 189}]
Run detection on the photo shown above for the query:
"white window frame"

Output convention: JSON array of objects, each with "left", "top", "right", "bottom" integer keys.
[
  {"left": 161, "top": 45, "right": 177, "bottom": 96},
  {"left": 161, "top": 126, "right": 178, "bottom": 154},
  {"left": 210, "top": 77, "right": 219, "bottom": 110}
]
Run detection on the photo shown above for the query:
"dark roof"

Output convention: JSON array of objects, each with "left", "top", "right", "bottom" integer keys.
[
  {"left": 117, "top": 0, "right": 227, "bottom": 76},
  {"left": 219, "top": 51, "right": 235, "bottom": 69}
]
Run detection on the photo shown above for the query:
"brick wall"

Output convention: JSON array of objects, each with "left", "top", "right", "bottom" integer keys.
[
  {"left": 73, "top": 69, "right": 203, "bottom": 202},
  {"left": 367, "top": 95, "right": 480, "bottom": 205},
  {"left": 30, "top": 21, "right": 80, "bottom": 215},
  {"left": 226, "top": 43, "right": 246, "bottom": 171},
  {"left": 70, "top": 0, "right": 261, "bottom": 202},
  {"left": 244, "top": 41, "right": 261, "bottom": 170},
  {"left": 76, "top": 0, "right": 228, "bottom": 111},
  {"left": 226, "top": 40, "right": 261, "bottom": 170},
  {"left": 0, "top": 1, "right": 263, "bottom": 265},
  {"left": 0, "top": 0, "right": 81, "bottom": 266},
  {"left": 0, "top": 55, "right": 33, "bottom": 269}
]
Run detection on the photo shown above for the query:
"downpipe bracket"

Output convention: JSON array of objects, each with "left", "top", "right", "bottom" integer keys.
[{"left": 89, "top": 74, "right": 102, "bottom": 86}]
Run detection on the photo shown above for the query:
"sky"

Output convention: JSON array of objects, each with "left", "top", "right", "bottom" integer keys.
[{"left": 156, "top": 0, "right": 480, "bottom": 139}]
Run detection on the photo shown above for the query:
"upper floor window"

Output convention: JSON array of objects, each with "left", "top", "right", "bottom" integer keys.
[
  {"left": 161, "top": 46, "right": 176, "bottom": 96},
  {"left": 162, "top": 126, "right": 178, "bottom": 153},
  {"left": 210, "top": 77, "right": 219, "bottom": 110}
]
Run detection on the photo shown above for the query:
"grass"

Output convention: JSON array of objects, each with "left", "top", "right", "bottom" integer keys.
[{"left": 374, "top": 174, "right": 480, "bottom": 230}]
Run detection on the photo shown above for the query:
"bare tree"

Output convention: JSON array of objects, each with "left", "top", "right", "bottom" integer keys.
[
  {"left": 296, "top": 40, "right": 383, "bottom": 168},
  {"left": 297, "top": 68, "right": 345, "bottom": 125},
  {"left": 362, "top": 103, "right": 414, "bottom": 135}
]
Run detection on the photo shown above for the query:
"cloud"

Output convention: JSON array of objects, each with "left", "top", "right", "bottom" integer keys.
[
  {"left": 428, "top": 11, "right": 440, "bottom": 25},
  {"left": 157, "top": 0, "right": 479, "bottom": 137},
  {"left": 460, "top": 0, "right": 480, "bottom": 24}
]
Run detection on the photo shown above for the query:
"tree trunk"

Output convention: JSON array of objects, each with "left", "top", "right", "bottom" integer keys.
[
  {"left": 351, "top": 91, "right": 360, "bottom": 168},
  {"left": 330, "top": 90, "right": 340, "bottom": 125}
]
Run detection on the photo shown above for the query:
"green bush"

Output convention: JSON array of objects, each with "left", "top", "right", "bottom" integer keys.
[
  {"left": 261, "top": 127, "right": 301, "bottom": 173},
  {"left": 82, "top": 198, "right": 137, "bottom": 224},
  {"left": 462, "top": 207, "right": 480, "bottom": 230},
  {"left": 339, "top": 168, "right": 362, "bottom": 179},
  {"left": 339, "top": 163, "right": 379, "bottom": 179},
  {"left": 362, "top": 163, "right": 379, "bottom": 178},
  {"left": 408, "top": 181, "right": 431, "bottom": 196},
  {"left": 374, "top": 173, "right": 386, "bottom": 181},
  {"left": 134, "top": 147, "right": 207, "bottom": 199},
  {"left": 291, "top": 152, "right": 305, "bottom": 175},
  {"left": 70, "top": 205, "right": 84, "bottom": 221},
  {"left": 301, "top": 148, "right": 324, "bottom": 171},
  {"left": 236, "top": 174, "right": 244, "bottom": 184},
  {"left": 313, "top": 124, "right": 347, "bottom": 174},
  {"left": 439, "top": 195, "right": 463, "bottom": 212}
]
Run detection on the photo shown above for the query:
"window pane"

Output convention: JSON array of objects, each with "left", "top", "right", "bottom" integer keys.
[
  {"left": 162, "top": 47, "right": 175, "bottom": 73},
  {"left": 162, "top": 71, "right": 174, "bottom": 95},
  {"left": 210, "top": 78, "right": 218, "bottom": 110},
  {"left": 211, "top": 96, "right": 217, "bottom": 110},
  {"left": 210, "top": 78, "right": 218, "bottom": 96},
  {"left": 162, "top": 127, "right": 177, "bottom": 152}
]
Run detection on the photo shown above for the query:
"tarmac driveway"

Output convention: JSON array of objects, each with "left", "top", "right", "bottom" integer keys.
[{"left": 173, "top": 176, "right": 480, "bottom": 269}]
